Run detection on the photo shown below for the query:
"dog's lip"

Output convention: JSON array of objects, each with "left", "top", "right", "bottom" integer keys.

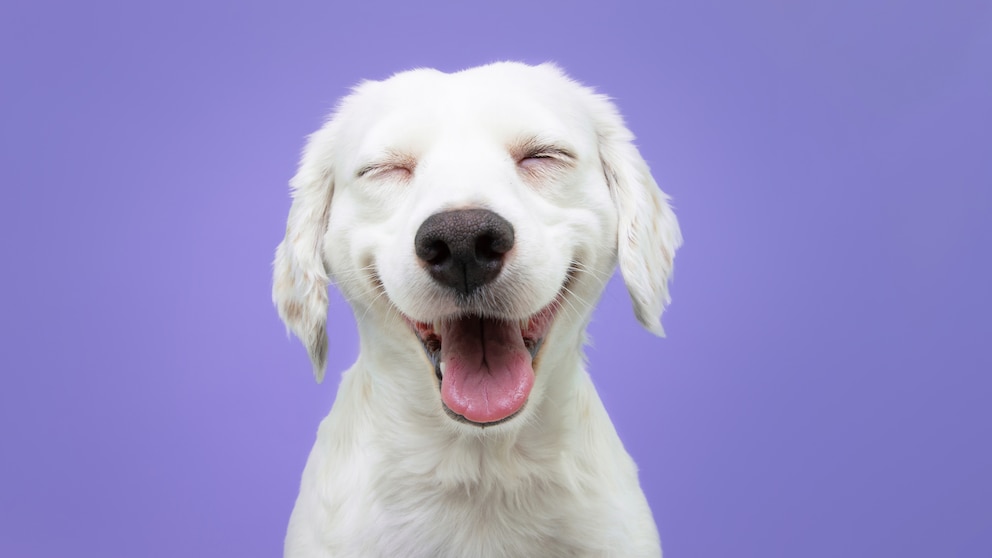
[
  {"left": 406, "top": 275, "right": 569, "bottom": 370},
  {"left": 406, "top": 266, "right": 575, "bottom": 347},
  {"left": 410, "top": 306, "right": 554, "bottom": 427},
  {"left": 408, "top": 299, "right": 558, "bottom": 385},
  {"left": 407, "top": 304, "right": 556, "bottom": 359},
  {"left": 405, "top": 271, "right": 573, "bottom": 426}
]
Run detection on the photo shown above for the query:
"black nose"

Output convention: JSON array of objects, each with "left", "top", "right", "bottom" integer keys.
[{"left": 414, "top": 209, "right": 515, "bottom": 295}]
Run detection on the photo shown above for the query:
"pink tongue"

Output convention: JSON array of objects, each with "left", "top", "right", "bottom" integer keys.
[{"left": 439, "top": 316, "right": 534, "bottom": 423}]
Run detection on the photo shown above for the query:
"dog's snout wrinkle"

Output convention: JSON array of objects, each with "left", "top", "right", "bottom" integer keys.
[{"left": 414, "top": 209, "right": 514, "bottom": 295}]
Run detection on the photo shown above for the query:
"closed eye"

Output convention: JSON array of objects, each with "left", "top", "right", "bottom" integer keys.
[
  {"left": 357, "top": 164, "right": 413, "bottom": 179},
  {"left": 515, "top": 141, "right": 576, "bottom": 174},
  {"left": 356, "top": 153, "right": 417, "bottom": 180},
  {"left": 520, "top": 145, "right": 574, "bottom": 161}
]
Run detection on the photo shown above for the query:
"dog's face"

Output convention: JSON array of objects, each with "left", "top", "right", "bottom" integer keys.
[{"left": 274, "top": 62, "right": 681, "bottom": 428}]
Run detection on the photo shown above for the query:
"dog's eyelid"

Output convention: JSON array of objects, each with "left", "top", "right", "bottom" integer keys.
[
  {"left": 513, "top": 138, "right": 577, "bottom": 164},
  {"left": 524, "top": 149, "right": 573, "bottom": 161},
  {"left": 356, "top": 156, "right": 417, "bottom": 179},
  {"left": 515, "top": 148, "right": 577, "bottom": 177}
]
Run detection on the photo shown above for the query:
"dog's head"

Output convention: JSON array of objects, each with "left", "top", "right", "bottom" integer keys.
[{"left": 273, "top": 62, "right": 681, "bottom": 427}]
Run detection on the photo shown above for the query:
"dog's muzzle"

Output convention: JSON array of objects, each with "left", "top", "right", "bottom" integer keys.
[{"left": 409, "top": 209, "right": 559, "bottom": 426}]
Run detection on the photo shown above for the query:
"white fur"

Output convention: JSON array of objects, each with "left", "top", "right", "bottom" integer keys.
[{"left": 273, "top": 62, "right": 682, "bottom": 558}]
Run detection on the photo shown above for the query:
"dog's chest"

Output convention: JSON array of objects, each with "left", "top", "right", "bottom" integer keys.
[{"left": 356, "top": 479, "right": 609, "bottom": 558}]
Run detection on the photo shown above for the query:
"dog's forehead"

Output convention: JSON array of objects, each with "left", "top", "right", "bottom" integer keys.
[
  {"left": 376, "top": 63, "right": 582, "bottom": 112},
  {"left": 342, "top": 63, "right": 596, "bottom": 159}
]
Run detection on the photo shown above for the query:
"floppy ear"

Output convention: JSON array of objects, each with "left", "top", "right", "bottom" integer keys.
[
  {"left": 272, "top": 125, "right": 337, "bottom": 382},
  {"left": 595, "top": 97, "right": 683, "bottom": 336}
]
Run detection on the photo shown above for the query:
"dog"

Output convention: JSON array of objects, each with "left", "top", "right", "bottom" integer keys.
[{"left": 273, "top": 62, "right": 682, "bottom": 558}]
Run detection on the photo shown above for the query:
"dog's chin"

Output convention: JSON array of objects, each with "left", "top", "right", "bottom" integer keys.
[{"left": 404, "top": 290, "right": 564, "bottom": 428}]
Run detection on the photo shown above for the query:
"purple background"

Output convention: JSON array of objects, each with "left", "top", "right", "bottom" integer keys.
[{"left": 2, "top": 1, "right": 990, "bottom": 556}]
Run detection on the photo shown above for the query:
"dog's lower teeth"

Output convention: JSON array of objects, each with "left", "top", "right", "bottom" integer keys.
[{"left": 439, "top": 361, "right": 446, "bottom": 376}]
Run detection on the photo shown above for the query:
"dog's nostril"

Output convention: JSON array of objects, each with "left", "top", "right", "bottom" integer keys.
[
  {"left": 423, "top": 240, "right": 451, "bottom": 266},
  {"left": 414, "top": 209, "right": 515, "bottom": 295},
  {"left": 475, "top": 234, "right": 500, "bottom": 261}
]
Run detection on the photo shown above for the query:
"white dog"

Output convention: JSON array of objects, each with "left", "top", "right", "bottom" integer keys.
[{"left": 273, "top": 62, "right": 681, "bottom": 558}]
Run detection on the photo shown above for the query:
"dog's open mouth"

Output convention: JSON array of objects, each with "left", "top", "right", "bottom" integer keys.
[{"left": 408, "top": 299, "right": 560, "bottom": 426}]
